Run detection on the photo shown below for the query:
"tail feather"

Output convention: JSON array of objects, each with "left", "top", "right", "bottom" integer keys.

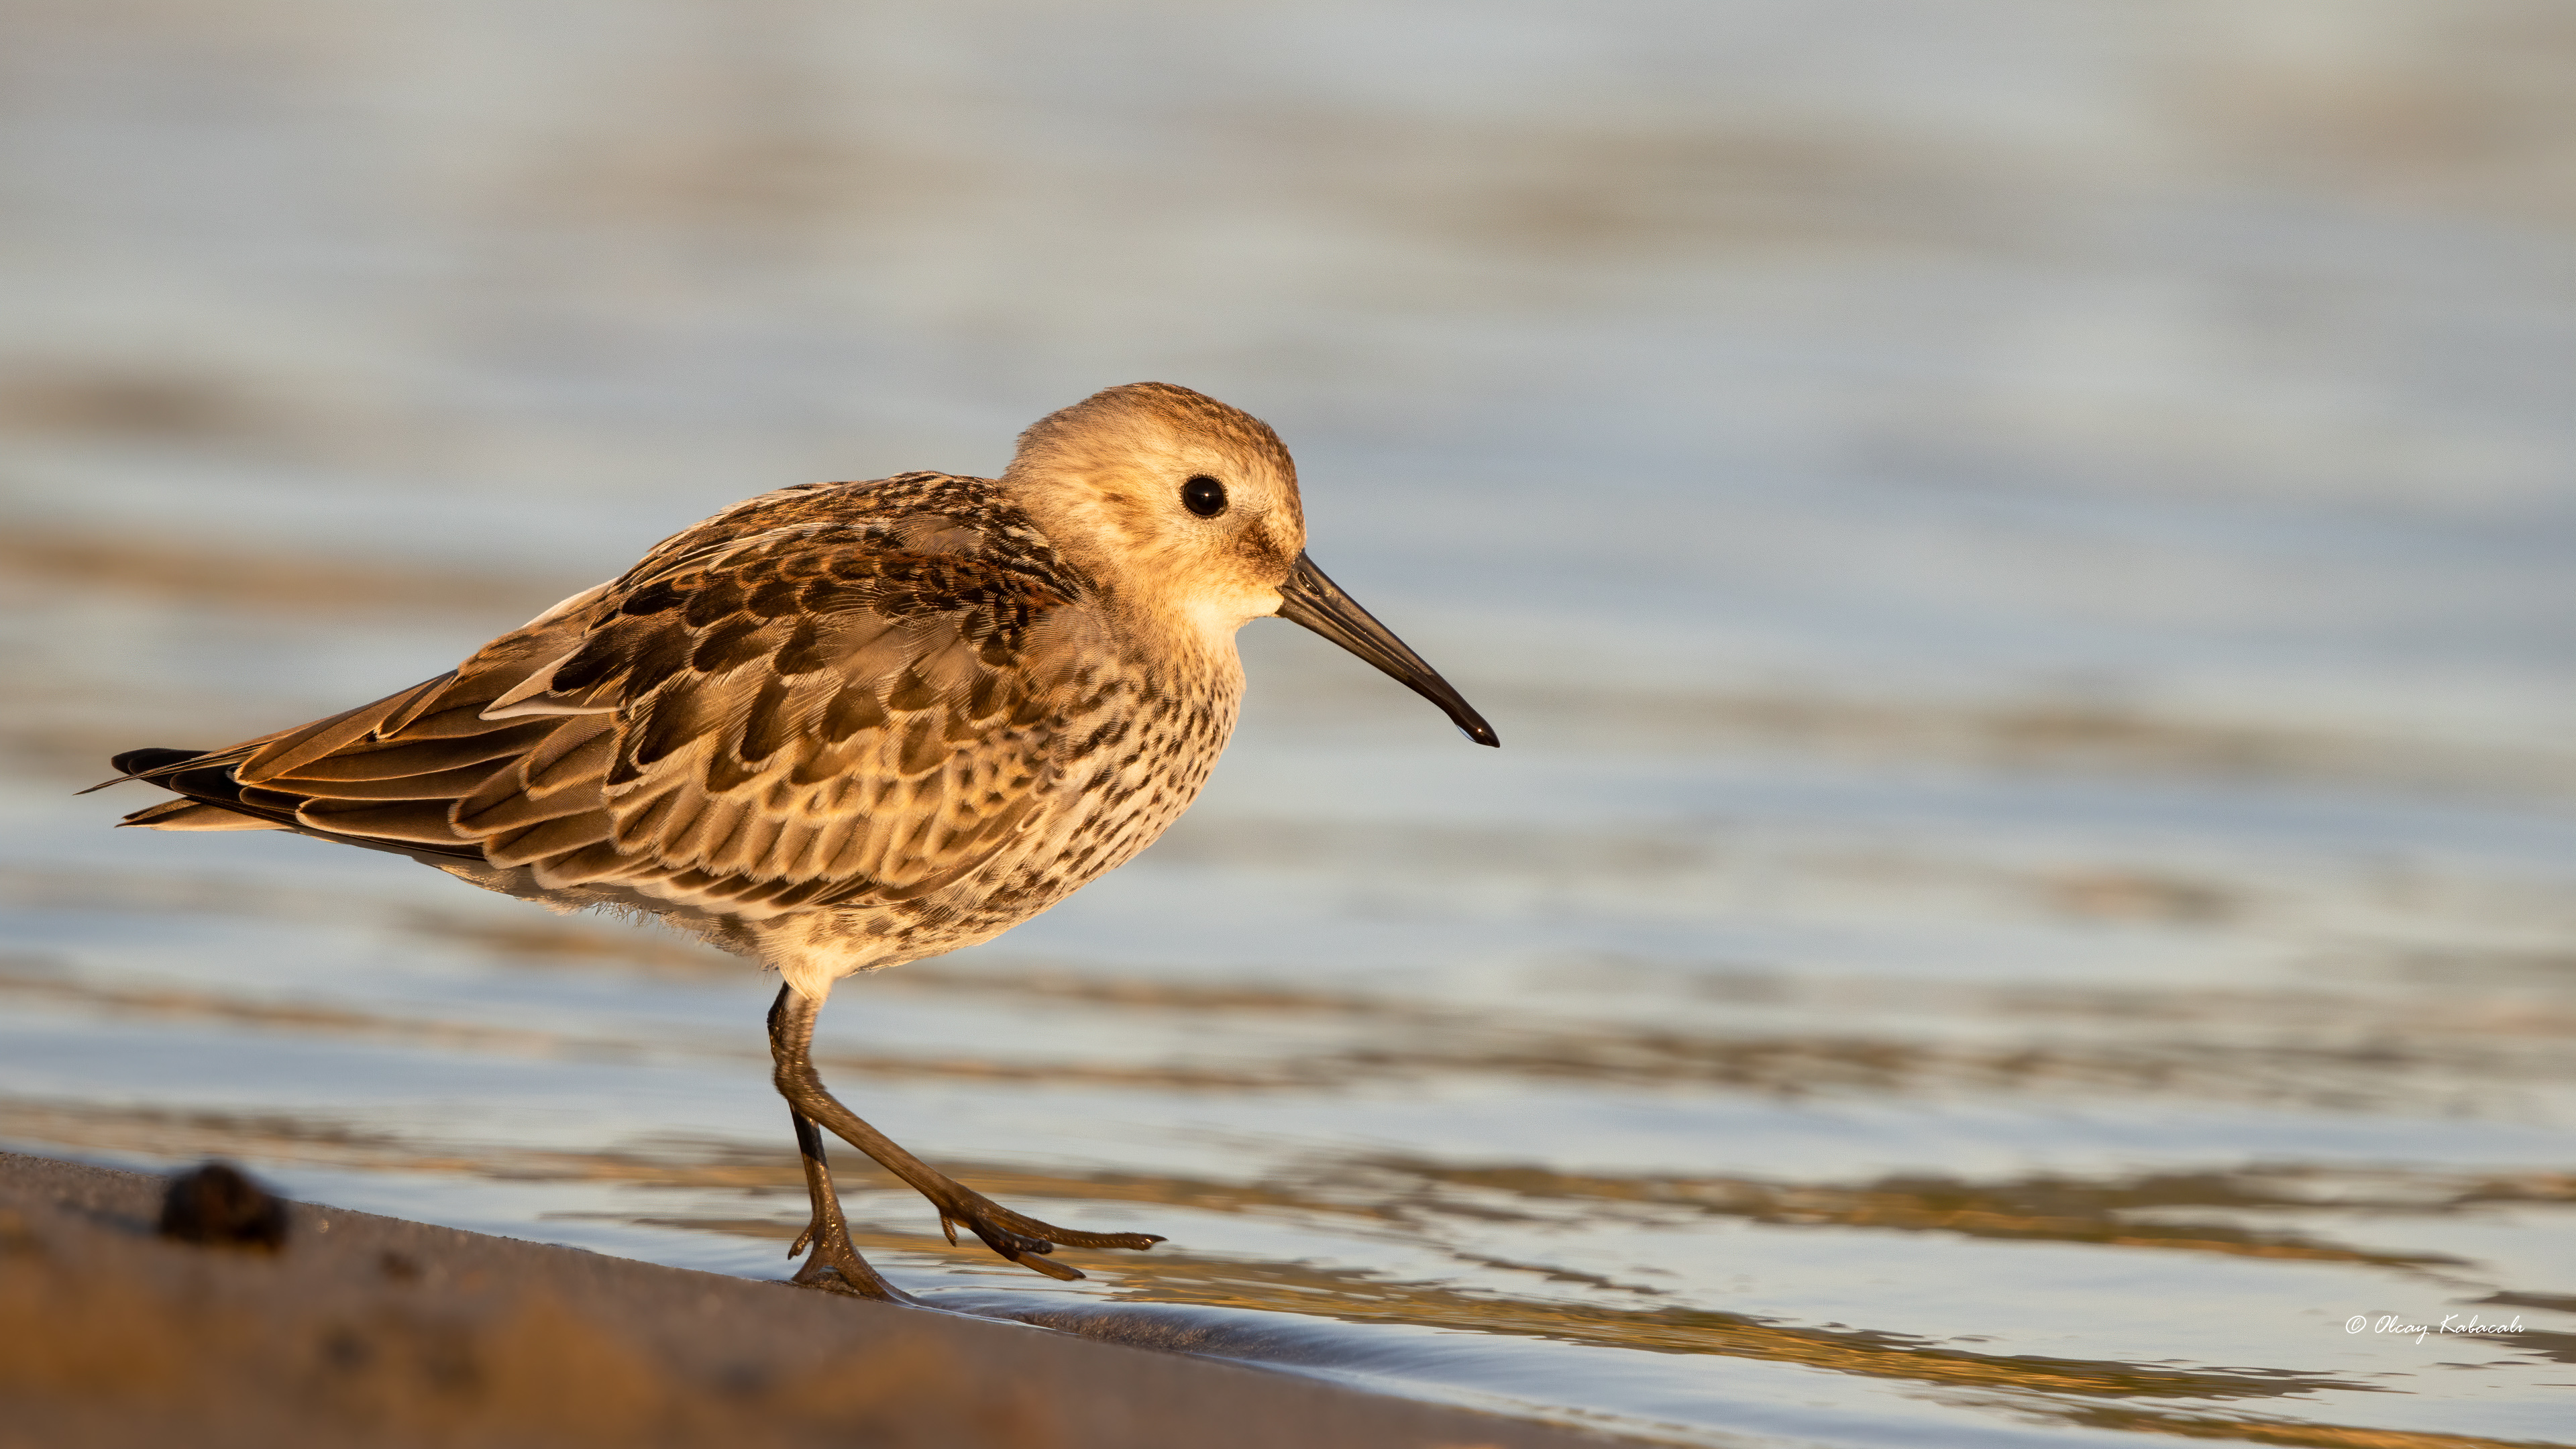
[
  {"left": 95, "top": 653, "right": 570, "bottom": 871},
  {"left": 95, "top": 737, "right": 480, "bottom": 860},
  {"left": 121, "top": 798, "right": 282, "bottom": 832},
  {"left": 85, "top": 739, "right": 274, "bottom": 796},
  {"left": 99, "top": 747, "right": 298, "bottom": 830}
]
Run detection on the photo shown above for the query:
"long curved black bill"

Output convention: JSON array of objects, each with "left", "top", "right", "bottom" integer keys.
[{"left": 1274, "top": 553, "right": 1499, "bottom": 747}]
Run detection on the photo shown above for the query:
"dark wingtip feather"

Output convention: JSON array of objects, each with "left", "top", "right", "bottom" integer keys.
[
  {"left": 78, "top": 746, "right": 209, "bottom": 796},
  {"left": 114, "top": 746, "right": 206, "bottom": 775}
]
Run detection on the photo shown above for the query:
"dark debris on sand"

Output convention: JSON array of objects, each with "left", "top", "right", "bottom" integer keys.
[{"left": 157, "top": 1161, "right": 290, "bottom": 1249}]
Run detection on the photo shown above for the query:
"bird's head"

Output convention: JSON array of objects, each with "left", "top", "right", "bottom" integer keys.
[
  {"left": 1004, "top": 382, "right": 1497, "bottom": 747},
  {"left": 1004, "top": 381, "right": 1306, "bottom": 637}
]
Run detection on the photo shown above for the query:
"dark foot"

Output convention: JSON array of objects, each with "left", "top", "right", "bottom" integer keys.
[
  {"left": 788, "top": 1214, "right": 921, "bottom": 1303},
  {"left": 922, "top": 1183, "right": 1165, "bottom": 1283}
]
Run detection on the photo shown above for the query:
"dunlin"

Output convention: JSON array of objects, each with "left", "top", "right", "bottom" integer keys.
[{"left": 95, "top": 382, "right": 1497, "bottom": 1301}]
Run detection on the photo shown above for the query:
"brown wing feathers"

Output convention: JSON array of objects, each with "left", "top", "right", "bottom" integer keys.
[{"left": 109, "top": 479, "right": 1087, "bottom": 918}]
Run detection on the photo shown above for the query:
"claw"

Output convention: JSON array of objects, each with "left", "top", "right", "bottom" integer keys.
[{"left": 790, "top": 1223, "right": 815, "bottom": 1258}]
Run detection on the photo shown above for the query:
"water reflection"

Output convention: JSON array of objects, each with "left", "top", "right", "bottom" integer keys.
[{"left": 5, "top": 2, "right": 2575, "bottom": 1446}]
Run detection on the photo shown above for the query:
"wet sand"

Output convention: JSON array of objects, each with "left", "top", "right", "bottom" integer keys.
[{"left": 0, "top": 1151, "right": 1610, "bottom": 1449}]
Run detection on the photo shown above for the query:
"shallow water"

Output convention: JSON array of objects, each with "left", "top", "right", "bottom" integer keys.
[{"left": 5, "top": 3, "right": 2575, "bottom": 1446}]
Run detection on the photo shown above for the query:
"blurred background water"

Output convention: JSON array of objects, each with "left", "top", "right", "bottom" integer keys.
[{"left": 4, "top": 2, "right": 2574, "bottom": 1444}]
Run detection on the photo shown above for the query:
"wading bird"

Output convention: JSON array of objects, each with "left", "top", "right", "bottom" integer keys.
[{"left": 95, "top": 382, "right": 1497, "bottom": 1300}]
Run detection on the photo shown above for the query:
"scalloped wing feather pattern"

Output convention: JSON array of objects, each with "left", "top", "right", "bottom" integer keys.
[{"left": 147, "top": 474, "right": 1117, "bottom": 920}]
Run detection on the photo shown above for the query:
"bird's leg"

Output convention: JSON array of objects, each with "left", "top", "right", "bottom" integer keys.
[
  {"left": 766, "top": 983, "right": 912, "bottom": 1300},
  {"left": 780, "top": 1101, "right": 918, "bottom": 1302},
  {"left": 766, "top": 984, "right": 1164, "bottom": 1282}
]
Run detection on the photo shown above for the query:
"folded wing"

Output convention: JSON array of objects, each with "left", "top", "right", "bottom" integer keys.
[{"left": 121, "top": 504, "right": 1095, "bottom": 918}]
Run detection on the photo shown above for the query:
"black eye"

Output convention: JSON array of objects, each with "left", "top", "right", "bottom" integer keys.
[{"left": 1181, "top": 475, "right": 1228, "bottom": 518}]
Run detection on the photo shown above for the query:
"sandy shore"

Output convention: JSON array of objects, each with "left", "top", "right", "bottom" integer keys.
[{"left": 0, "top": 1152, "right": 1615, "bottom": 1449}]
